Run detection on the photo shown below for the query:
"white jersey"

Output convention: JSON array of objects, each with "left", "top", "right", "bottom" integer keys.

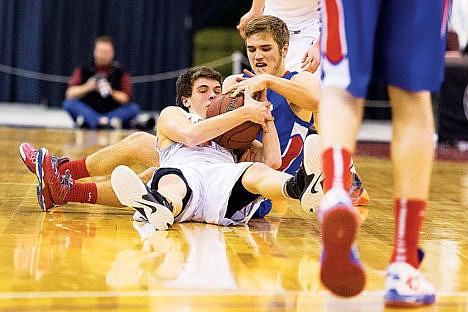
[
  {"left": 264, "top": 0, "right": 319, "bottom": 30},
  {"left": 153, "top": 111, "right": 261, "bottom": 226},
  {"left": 158, "top": 112, "right": 235, "bottom": 168}
]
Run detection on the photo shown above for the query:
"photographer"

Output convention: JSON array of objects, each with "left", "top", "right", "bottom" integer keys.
[{"left": 62, "top": 36, "right": 140, "bottom": 129}]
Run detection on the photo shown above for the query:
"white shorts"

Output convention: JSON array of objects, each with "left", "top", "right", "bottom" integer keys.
[
  {"left": 286, "top": 20, "right": 321, "bottom": 75},
  {"left": 152, "top": 162, "right": 262, "bottom": 226}
]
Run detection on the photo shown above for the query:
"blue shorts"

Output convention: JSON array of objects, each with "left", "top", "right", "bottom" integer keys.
[{"left": 320, "top": 0, "right": 450, "bottom": 97}]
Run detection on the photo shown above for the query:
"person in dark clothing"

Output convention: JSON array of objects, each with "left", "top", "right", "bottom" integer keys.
[{"left": 62, "top": 36, "right": 140, "bottom": 129}]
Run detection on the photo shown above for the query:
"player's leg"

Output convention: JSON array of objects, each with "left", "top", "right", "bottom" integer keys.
[
  {"left": 318, "top": 87, "right": 366, "bottom": 298},
  {"left": 111, "top": 166, "right": 183, "bottom": 230},
  {"left": 241, "top": 162, "right": 292, "bottom": 202},
  {"left": 20, "top": 132, "right": 158, "bottom": 180},
  {"left": 382, "top": 0, "right": 447, "bottom": 306},
  {"left": 241, "top": 147, "right": 323, "bottom": 212},
  {"left": 384, "top": 88, "right": 436, "bottom": 307},
  {"left": 94, "top": 167, "right": 158, "bottom": 207},
  {"left": 84, "top": 131, "right": 158, "bottom": 177},
  {"left": 36, "top": 147, "right": 158, "bottom": 210},
  {"left": 318, "top": 0, "right": 382, "bottom": 297},
  {"left": 389, "top": 89, "right": 434, "bottom": 200}
]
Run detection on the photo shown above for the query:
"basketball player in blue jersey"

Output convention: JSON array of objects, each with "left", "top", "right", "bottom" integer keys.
[
  {"left": 317, "top": 0, "right": 450, "bottom": 306},
  {"left": 224, "top": 15, "right": 321, "bottom": 217},
  {"left": 224, "top": 15, "right": 368, "bottom": 217}
]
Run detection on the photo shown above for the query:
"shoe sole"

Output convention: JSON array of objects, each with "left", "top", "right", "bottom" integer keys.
[
  {"left": 301, "top": 134, "right": 323, "bottom": 213},
  {"left": 320, "top": 205, "right": 365, "bottom": 297},
  {"left": 384, "top": 293, "right": 435, "bottom": 308},
  {"left": 35, "top": 148, "right": 47, "bottom": 212},
  {"left": 385, "top": 287, "right": 435, "bottom": 307},
  {"left": 19, "top": 143, "right": 36, "bottom": 174},
  {"left": 111, "top": 165, "right": 174, "bottom": 230}
]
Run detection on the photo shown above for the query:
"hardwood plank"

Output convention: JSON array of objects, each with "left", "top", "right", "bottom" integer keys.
[{"left": 0, "top": 126, "right": 467, "bottom": 311}]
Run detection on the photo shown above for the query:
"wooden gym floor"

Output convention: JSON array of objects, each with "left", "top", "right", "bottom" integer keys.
[{"left": 0, "top": 126, "right": 467, "bottom": 311}]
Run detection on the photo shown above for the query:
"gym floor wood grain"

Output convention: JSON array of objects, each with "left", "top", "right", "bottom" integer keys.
[{"left": 0, "top": 126, "right": 467, "bottom": 311}]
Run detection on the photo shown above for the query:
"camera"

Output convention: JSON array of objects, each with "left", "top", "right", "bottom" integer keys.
[{"left": 96, "top": 75, "right": 111, "bottom": 98}]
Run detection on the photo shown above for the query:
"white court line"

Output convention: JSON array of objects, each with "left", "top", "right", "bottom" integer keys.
[
  {"left": 0, "top": 289, "right": 467, "bottom": 299},
  {"left": 0, "top": 182, "right": 35, "bottom": 186},
  {"left": 0, "top": 289, "right": 364, "bottom": 299}
]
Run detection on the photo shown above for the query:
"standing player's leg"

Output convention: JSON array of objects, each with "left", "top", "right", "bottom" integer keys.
[
  {"left": 318, "top": 0, "right": 382, "bottom": 297},
  {"left": 383, "top": 88, "right": 436, "bottom": 307},
  {"left": 318, "top": 87, "right": 366, "bottom": 297},
  {"left": 382, "top": 0, "right": 448, "bottom": 306}
]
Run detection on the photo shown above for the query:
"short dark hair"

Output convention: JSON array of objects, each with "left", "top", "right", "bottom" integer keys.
[
  {"left": 175, "top": 66, "right": 222, "bottom": 111},
  {"left": 245, "top": 15, "right": 289, "bottom": 50},
  {"left": 95, "top": 35, "right": 114, "bottom": 46}
]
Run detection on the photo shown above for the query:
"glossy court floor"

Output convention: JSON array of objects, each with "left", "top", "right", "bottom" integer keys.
[{"left": 0, "top": 126, "right": 467, "bottom": 311}]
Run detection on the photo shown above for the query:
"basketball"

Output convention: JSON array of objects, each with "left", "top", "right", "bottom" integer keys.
[{"left": 206, "top": 93, "right": 261, "bottom": 150}]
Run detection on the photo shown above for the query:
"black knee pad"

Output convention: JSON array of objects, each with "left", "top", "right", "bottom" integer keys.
[{"left": 151, "top": 167, "right": 192, "bottom": 210}]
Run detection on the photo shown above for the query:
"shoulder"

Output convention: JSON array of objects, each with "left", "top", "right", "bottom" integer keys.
[{"left": 159, "top": 106, "right": 185, "bottom": 118}]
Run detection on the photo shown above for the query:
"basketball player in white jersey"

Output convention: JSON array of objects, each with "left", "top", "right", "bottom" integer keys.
[
  {"left": 109, "top": 66, "right": 320, "bottom": 230},
  {"left": 237, "top": 0, "right": 321, "bottom": 74}
]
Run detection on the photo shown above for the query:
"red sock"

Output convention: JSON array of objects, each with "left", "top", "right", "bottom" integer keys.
[
  {"left": 321, "top": 147, "right": 353, "bottom": 193},
  {"left": 65, "top": 182, "right": 98, "bottom": 204},
  {"left": 391, "top": 198, "right": 426, "bottom": 268},
  {"left": 59, "top": 157, "right": 90, "bottom": 179}
]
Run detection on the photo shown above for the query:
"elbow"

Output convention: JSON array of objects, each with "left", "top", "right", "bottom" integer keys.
[
  {"left": 264, "top": 156, "right": 282, "bottom": 170},
  {"left": 182, "top": 132, "right": 204, "bottom": 147}
]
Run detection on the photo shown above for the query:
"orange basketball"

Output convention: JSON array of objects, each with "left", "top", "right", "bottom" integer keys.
[{"left": 206, "top": 93, "right": 261, "bottom": 150}]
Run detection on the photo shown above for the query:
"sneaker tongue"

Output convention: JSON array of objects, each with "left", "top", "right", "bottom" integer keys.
[{"left": 145, "top": 189, "right": 174, "bottom": 213}]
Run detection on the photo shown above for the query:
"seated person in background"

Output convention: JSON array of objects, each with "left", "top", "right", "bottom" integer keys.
[{"left": 62, "top": 35, "right": 140, "bottom": 129}]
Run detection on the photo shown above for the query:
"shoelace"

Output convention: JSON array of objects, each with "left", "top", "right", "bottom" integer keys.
[
  {"left": 347, "top": 184, "right": 359, "bottom": 198},
  {"left": 61, "top": 170, "right": 74, "bottom": 189},
  {"left": 31, "top": 151, "right": 67, "bottom": 167},
  {"left": 29, "top": 150, "right": 37, "bottom": 164}
]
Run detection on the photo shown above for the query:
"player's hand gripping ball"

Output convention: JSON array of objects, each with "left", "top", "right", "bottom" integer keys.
[{"left": 206, "top": 93, "right": 261, "bottom": 150}]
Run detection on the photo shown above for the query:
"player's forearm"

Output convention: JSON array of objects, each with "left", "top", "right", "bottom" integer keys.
[
  {"left": 250, "top": 0, "right": 265, "bottom": 13},
  {"left": 266, "top": 75, "right": 321, "bottom": 112},
  {"left": 183, "top": 107, "right": 255, "bottom": 147},
  {"left": 260, "top": 119, "right": 281, "bottom": 169}
]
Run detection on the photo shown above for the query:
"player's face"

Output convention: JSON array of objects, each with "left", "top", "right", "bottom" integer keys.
[
  {"left": 94, "top": 41, "right": 115, "bottom": 66},
  {"left": 246, "top": 32, "right": 286, "bottom": 76},
  {"left": 188, "top": 77, "right": 222, "bottom": 117}
]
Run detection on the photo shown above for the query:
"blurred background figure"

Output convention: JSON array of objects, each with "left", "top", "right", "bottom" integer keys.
[
  {"left": 62, "top": 36, "right": 140, "bottom": 130},
  {"left": 446, "top": 0, "right": 468, "bottom": 56}
]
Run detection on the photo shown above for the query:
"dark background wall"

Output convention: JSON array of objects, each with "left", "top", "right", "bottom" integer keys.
[{"left": 0, "top": 0, "right": 250, "bottom": 111}]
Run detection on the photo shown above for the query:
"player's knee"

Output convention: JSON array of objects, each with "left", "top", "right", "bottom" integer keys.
[
  {"left": 243, "top": 163, "right": 270, "bottom": 188},
  {"left": 125, "top": 132, "right": 154, "bottom": 151}
]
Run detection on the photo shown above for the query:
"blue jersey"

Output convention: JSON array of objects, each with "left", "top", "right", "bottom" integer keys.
[
  {"left": 321, "top": 0, "right": 450, "bottom": 97},
  {"left": 251, "top": 71, "right": 314, "bottom": 217}
]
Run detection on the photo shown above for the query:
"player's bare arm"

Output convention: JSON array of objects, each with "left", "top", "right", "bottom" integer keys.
[
  {"left": 156, "top": 104, "right": 272, "bottom": 149},
  {"left": 224, "top": 70, "right": 321, "bottom": 117},
  {"left": 247, "top": 91, "right": 281, "bottom": 168}
]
